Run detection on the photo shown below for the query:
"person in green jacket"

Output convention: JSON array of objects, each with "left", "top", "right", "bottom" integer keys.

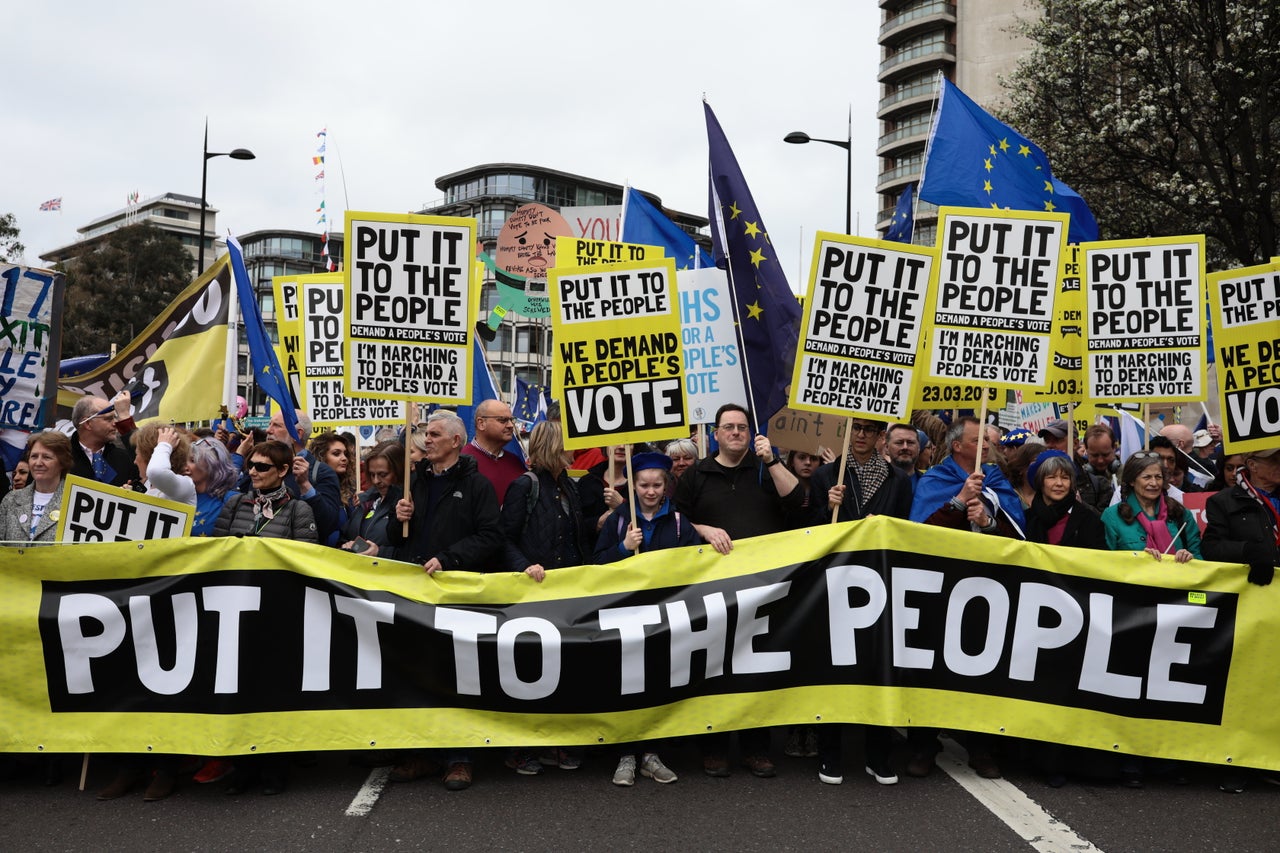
[{"left": 1101, "top": 451, "right": 1202, "bottom": 562}]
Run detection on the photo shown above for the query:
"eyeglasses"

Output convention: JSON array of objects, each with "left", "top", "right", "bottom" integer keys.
[
  {"left": 1129, "top": 451, "right": 1162, "bottom": 460},
  {"left": 849, "top": 423, "right": 884, "bottom": 435},
  {"left": 717, "top": 423, "right": 750, "bottom": 433},
  {"left": 480, "top": 416, "right": 516, "bottom": 425},
  {"left": 247, "top": 461, "right": 278, "bottom": 473},
  {"left": 79, "top": 411, "right": 118, "bottom": 426}
]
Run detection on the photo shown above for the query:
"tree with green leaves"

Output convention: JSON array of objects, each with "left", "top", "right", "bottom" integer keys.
[
  {"left": 59, "top": 223, "right": 193, "bottom": 357},
  {"left": 0, "top": 213, "right": 24, "bottom": 263},
  {"left": 1003, "top": 0, "right": 1279, "bottom": 267}
]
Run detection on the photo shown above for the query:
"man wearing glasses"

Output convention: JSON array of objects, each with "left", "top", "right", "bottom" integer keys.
[
  {"left": 462, "top": 399, "right": 527, "bottom": 506},
  {"left": 673, "top": 402, "right": 803, "bottom": 780},
  {"left": 68, "top": 392, "right": 138, "bottom": 487}
]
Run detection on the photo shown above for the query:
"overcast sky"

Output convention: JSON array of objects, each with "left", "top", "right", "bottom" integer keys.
[{"left": 7, "top": 1, "right": 882, "bottom": 290}]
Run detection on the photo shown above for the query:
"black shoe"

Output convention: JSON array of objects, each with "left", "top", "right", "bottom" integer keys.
[
  {"left": 1219, "top": 776, "right": 1247, "bottom": 794},
  {"left": 475, "top": 321, "right": 497, "bottom": 343},
  {"left": 224, "top": 768, "right": 259, "bottom": 796},
  {"left": 818, "top": 760, "right": 844, "bottom": 785},
  {"left": 1119, "top": 771, "right": 1143, "bottom": 789},
  {"left": 261, "top": 770, "right": 288, "bottom": 796}
]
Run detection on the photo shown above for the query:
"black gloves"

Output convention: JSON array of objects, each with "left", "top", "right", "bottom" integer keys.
[{"left": 1243, "top": 540, "right": 1277, "bottom": 586}]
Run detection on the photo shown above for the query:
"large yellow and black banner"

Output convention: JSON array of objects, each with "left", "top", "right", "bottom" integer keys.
[{"left": 2, "top": 517, "right": 1275, "bottom": 769}]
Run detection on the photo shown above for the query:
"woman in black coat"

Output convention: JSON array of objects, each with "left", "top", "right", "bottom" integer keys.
[
  {"left": 1023, "top": 450, "right": 1106, "bottom": 550},
  {"left": 500, "top": 422, "right": 590, "bottom": 581}
]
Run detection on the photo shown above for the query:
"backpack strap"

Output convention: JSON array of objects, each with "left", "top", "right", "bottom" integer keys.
[{"left": 523, "top": 470, "right": 540, "bottom": 524}]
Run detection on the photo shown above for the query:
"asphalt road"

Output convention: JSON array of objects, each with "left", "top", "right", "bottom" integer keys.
[{"left": 2, "top": 732, "right": 1278, "bottom": 852}]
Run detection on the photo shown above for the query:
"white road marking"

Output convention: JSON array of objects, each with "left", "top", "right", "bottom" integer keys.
[
  {"left": 937, "top": 736, "right": 1103, "bottom": 853},
  {"left": 345, "top": 766, "right": 391, "bottom": 817}
]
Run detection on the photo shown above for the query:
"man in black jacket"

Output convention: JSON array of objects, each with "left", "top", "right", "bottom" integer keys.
[
  {"left": 385, "top": 410, "right": 503, "bottom": 793},
  {"left": 673, "top": 402, "right": 803, "bottom": 780},
  {"left": 388, "top": 410, "right": 503, "bottom": 574},
  {"left": 68, "top": 392, "right": 139, "bottom": 487},
  {"left": 1203, "top": 446, "right": 1280, "bottom": 586}
]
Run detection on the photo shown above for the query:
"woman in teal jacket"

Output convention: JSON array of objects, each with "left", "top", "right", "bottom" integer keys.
[{"left": 1101, "top": 451, "right": 1202, "bottom": 562}]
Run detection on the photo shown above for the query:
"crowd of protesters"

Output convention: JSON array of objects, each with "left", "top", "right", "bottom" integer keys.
[{"left": 1, "top": 392, "right": 1276, "bottom": 800}]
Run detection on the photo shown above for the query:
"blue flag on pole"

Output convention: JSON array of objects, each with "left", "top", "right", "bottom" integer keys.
[
  {"left": 621, "top": 187, "right": 715, "bottom": 270},
  {"left": 456, "top": 342, "right": 526, "bottom": 463},
  {"left": 920, "top": 79, "right": 1099, "bottom": 244},
  {"left": 884, "top": 182, "right": 915, "bottom": 243},
  {"left": 226, "top": 236, "right": 298, "bottom": 442},
  {"left": 513, "top": 376, "right": 548, "bottom": 430},
  {"left": 704, "top": 101, "right": 802, "bottom": 426}
]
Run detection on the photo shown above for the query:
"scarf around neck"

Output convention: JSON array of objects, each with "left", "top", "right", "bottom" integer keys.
[
  {"left": 1133, "top": 493, "right": 1173, "bottom": 553},
  {"left": 1026, "top": 493, "right": 1073, "bottom": 544},
  {"left": 253, "top": 484, "right": 290, "bottom": 522}
]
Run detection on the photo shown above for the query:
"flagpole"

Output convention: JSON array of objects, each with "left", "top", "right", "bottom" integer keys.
[
  {"left": 709, "top": 171, "right": 764, "bottom": 434},
  {"left": 832, "top": 419, "right": 853, "bottom": 524},
  {"left": 912, "top": 71, "right": 946, "bottom": 226},
  {"left": 224, "top": 253, "right": 240, "bottom": 412},
  {"left": 619, "top": 183, "right": 630, "bottom": 239}
]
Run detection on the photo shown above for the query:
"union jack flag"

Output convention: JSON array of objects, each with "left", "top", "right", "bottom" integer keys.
[{"left": 38, "top": 197, "right": 62, "bottom": 211}]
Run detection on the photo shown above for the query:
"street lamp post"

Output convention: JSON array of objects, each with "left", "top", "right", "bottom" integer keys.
[
  {"left": 198, "top": 120, "right": 255, "bottom": 272},
  {"left": 784, "top": 106, "right": 853, "bottom": 235}
]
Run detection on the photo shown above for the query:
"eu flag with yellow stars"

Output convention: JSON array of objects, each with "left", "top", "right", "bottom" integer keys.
[
  {"left": 920, "top": 79, "right": 1099, "bottom": 244},
  {"left": 704, "top": 100, "right": 802, "bottom": 426}
]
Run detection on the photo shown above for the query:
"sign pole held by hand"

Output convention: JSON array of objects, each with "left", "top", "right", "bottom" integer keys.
[
  {"left": 402, "top": 407, "right": 414, "bottom": 538},
  {"left": 1066, "top": 400, "right": 1076, "bottom": 460},
  {"left": 975, "top": 393, "right": 990, "bottom": 475},
  {"left": 625, "top": 447, "right": 638, "bottom": 547},
  {"left": 832, "top": 417, "right": 853, "bottom": 524}
]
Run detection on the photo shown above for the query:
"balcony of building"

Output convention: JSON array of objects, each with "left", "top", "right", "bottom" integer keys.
[{"left": 880, "top": 0, "right": 956, "bottom": 44}]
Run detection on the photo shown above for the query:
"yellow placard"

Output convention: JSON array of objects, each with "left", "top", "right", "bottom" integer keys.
[
  {"left": 554, "top": 237, "right": 663, "bottom": 268},
  {"left": 271, "top": 274, "right": 306, "bottom": 409},
  {"left": 298, "top": 274, "right": 403, "bottom": 428},
  {"left": 789, "top": 232, "right": 937, "bottom": 423},
  {"left": 1206, "top": 260, "right": 1280, "bottom": 453},
  {"left": 922, "top": 207, "right": 1070, "bottom": 393},
  {"left": 343, "top": 211, "right": 476, "bottom": 404},
  {"left": 55, "top": 475, "right": 194, "bottom": 542},
  {"left": 1082, "top": 234, "right": 1207, "bottom": 404},
  {"left": 549, "top": 257, "right": 688, "bottom": 449}
]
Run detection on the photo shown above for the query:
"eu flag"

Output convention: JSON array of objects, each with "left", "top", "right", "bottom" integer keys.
[
  {"left": 226, "top": 236, "right": 299, "bottom": 442},
  {"left": 704, "top": 101, "right": 802, "bottom": 426},
  {"left": 920, "top": 79, "right": 1099, "bottom": 244},
  {"left": 513, "top": 376, "right": 548, "bottom": 432},
  {"left": 621, "top": 187, "right": 715, "bottom": 270},
  {"left": 456, "top": 342, "right": 526, "bottom": 462},
  {"left": 885, "top": 182, "right": 915, "bottom": 243}
]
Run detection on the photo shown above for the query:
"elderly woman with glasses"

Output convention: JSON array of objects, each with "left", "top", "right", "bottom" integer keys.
[{"left": 1101, "top": 451, "right": 1201, "bottom": 563}]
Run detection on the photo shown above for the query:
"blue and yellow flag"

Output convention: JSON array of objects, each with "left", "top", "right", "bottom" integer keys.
[
  {"left": 227, "top": 236, "right": 298, "bottom": 442},
  {"left": 920, "top": 79, "right": 1099, "bottom": 244},
  {"left": 704, "top": 101, "right": 802, "bottom": 426}
]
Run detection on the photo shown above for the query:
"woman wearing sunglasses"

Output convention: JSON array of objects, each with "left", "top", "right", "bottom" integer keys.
[{"left": 215, "top": 441, "right": 319, "bottom": 543}]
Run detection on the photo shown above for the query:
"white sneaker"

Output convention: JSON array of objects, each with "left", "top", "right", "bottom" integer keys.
[
  {"left": 613, "top": 755, "right": 636, "bottom": 787},
  {"left": 865, "top": 763, "right": 900, "bottom": 786},
  {"left": 640, "top": 753, "right": 677, "bottom": 784}
]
